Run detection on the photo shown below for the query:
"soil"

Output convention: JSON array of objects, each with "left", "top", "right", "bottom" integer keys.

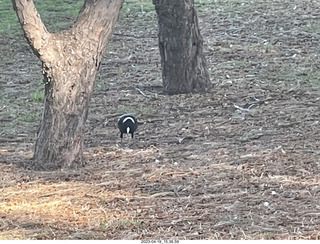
[{"left": 1, "top": 0, "right": 320, "bottom": 240}]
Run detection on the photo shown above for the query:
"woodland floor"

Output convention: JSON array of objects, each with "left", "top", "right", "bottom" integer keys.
[{"left": 1, "top": 0, "right": 320, "bottom": 240}]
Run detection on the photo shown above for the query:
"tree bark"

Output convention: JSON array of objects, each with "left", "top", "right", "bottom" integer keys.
[
  {"left": 12, "top": 0, "right": 124, "bottom": 170},
  {"left": 153, "top": 0, "right": 211, "bottom": 94}
]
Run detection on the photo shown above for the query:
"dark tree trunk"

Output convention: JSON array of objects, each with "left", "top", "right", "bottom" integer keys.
[
  {"left": 12, "top": 0, "right": 124, "bottom": 170},
  {"left": 153, "top": 0, "right": 211, "bottom": 95}
]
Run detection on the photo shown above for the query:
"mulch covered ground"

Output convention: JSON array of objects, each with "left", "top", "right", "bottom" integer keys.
[{"left": 1, "top": 0, "right": 320, "bottom": 239}]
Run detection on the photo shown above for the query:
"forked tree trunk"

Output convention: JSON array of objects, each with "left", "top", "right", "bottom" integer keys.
[
  {"left": 12, "top": 0, "right": 124, "bottom": 170},
  {"left": 153, "top": 0, "right": 211, "bottom": 94}
]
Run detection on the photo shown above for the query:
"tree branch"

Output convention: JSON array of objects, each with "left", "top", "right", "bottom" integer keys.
[
  {"left": 11, "top": 0, "right": 51, "bottom": 58},
  {"left": 73, "top": 0, "right": 124, "bottom": 54}
]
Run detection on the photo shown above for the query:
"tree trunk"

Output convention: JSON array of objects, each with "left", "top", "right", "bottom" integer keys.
[
  {"left": 153, "top": 0, "right": 211, "bottom": 94},
  {"left": 12, "top": 0, "right": 124, "bottom": 170}
]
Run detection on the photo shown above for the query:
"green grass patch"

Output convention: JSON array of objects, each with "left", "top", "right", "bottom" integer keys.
[
  {"left": 122, "top": 0, "right": 154, "bottom": 14},
  {"left": 30, "top": 88, "right": 44, "bottom": 102},
  {"left": 0, "top": 94, "right": 42, "bottom": 130},
  {"left": 1, "top": 0, "right": 157, "bottom": 36},
  {"left": 0, "top": 1, "right": 21, "bottom": 37},
  {"left": 17, "top": 111, "right": 41, "bottom": 123},
  {"left": 33, "top": 0, "right": 83, "bottom": 32},
  {"left": 300, "top": 69, "right": 320, "bottom": 86},
  {"left": 304, "top": 19, "right": 320, "bottom": 33},
  {"left": 0, "top": 0, "right": 83, "bottom": 36},
  {"left": 210, "top": 0, "right": 249, "bottom": 14}
]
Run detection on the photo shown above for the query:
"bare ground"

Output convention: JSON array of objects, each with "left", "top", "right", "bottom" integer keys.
[{"left": 1, "top": 0, "right": 320, "bottom": 240}]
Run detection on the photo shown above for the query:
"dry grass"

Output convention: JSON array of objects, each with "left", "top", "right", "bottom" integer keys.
[{"left": 0, "top": 181, "right": 134, "bottom": 239}]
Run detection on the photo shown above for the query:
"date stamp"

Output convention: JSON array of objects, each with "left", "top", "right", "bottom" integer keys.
[{"left": 141, "top": 240, "right": 179, "bottom": 244}]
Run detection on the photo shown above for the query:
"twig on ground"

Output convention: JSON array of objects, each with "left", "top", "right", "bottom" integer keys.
[
  {"left": 135, "top": 87, "right": 149, "bottom": 97},
  {"left": 233, "top": 103, "right": 256, "bottom": 112}
]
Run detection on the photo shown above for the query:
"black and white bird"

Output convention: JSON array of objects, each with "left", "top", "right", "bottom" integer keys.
[{"left": 117, "top": 114, "right": 138, "bottom": 139}]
